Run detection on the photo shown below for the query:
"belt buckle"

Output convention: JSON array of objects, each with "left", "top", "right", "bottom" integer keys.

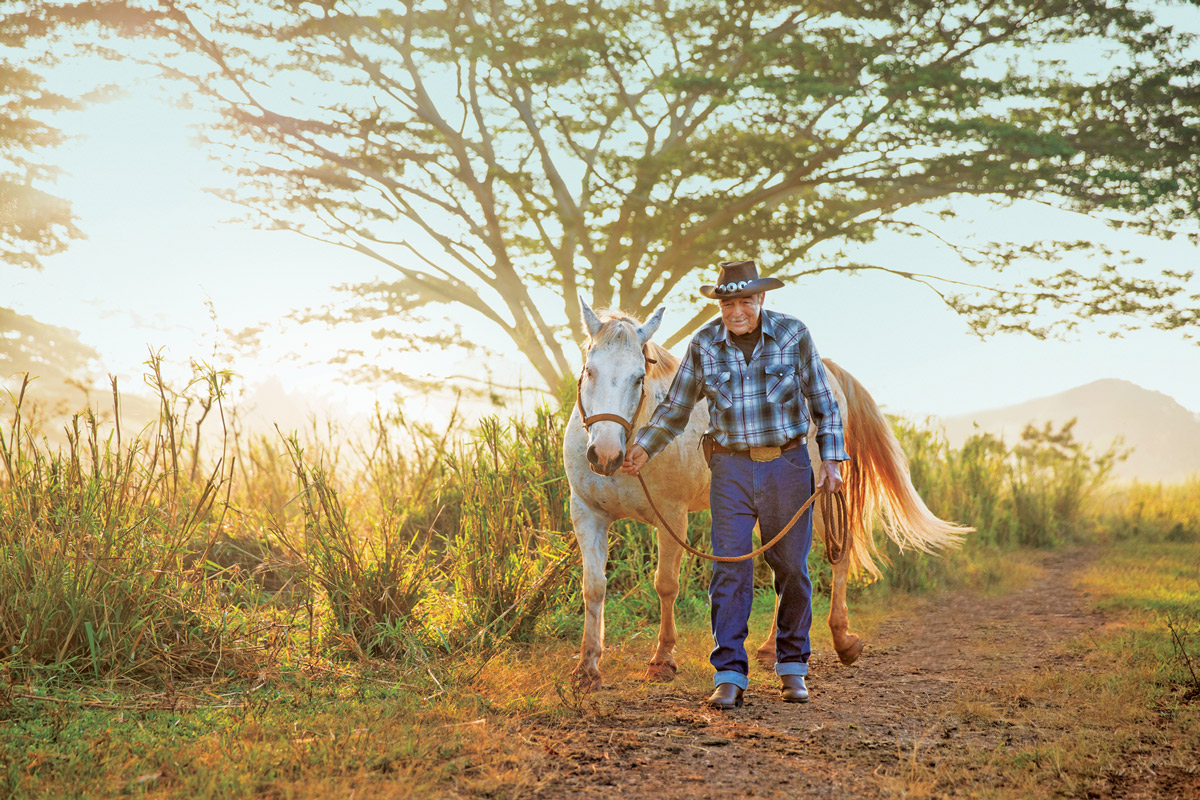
[{"left": 749, "top": 446, "right": 782, "bottom": 462}]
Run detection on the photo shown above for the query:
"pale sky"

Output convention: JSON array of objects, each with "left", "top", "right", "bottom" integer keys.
[{"left": 4, "top": 65, "right": 1199, "bottom": 429}]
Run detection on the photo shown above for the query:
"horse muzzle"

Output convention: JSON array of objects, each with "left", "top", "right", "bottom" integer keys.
[{"left": 586, "top": 443, "right": 624, "bottom": 476}]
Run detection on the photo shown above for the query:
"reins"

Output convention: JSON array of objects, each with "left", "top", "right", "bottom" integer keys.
[{"left": 575, "top": 354, "right": 851, "bottom": 566}]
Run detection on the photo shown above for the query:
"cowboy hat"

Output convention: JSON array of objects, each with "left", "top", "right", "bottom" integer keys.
[{"left": 699, "top": 260, "right": 784, "bottom": 299}]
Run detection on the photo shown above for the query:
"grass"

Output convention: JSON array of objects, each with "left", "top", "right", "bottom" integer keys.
[
  {"left": 3, "top": 529, "right": 1197, "bottom": 799},
  {"left": 871, "top": 537, "right": 1200, "bottom": 799},
  {"left": 2, "top": 358, "right": 1199, "bottom": 798},
  {"left": 0, "top": 580, "right": 909, "bottom": 800},
  {"left": 1, "top": 668, "right": 533, "bottom": 799}
]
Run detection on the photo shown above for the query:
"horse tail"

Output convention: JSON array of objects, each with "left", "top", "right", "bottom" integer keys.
[{"left": 821, "top": 358, "right": 971, "bottom": 579}]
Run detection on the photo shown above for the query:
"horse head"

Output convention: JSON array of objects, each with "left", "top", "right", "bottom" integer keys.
[{"left": 578, "top": 297, "right": 665, "bottom": 476}]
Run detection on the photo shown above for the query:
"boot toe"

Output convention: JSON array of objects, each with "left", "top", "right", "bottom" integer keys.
[
  {"left": 706, "top": 683, "right": 744, "bottom": 709},
  {"left": 780, "top": 674, "right": 809, "bottom": 703}
]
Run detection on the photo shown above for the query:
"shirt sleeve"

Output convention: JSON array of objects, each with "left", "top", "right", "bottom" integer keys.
[
  {"left": 632, "top": 338, "right": 705, "bottom": 460},
  {"left": 798, "top": 331, "right": 849, "bottom": 462}
]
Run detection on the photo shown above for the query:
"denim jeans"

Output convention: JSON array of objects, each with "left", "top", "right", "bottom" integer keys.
[{"left": 708, "top": 446, "right": 814, "bottom": 689}]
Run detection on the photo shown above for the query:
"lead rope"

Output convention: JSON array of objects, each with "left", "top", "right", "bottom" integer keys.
[
  {"left": 576, "top": 355, "right": 850, "bottom": 566},
  {"left": 636, "top": 472, "right": 850, "bottom": 565}
]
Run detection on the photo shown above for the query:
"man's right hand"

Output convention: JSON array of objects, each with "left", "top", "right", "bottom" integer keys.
[{"left": 621, "top": 444, "right": 649, "bottom": 475}]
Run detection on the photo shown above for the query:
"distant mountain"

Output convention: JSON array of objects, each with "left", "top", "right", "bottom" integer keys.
[{"left": 938, "top": 379, "right": 1200, "bottom": 484}]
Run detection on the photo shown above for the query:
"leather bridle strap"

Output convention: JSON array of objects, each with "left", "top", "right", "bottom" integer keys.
[{"left": 574, "top": 348, "right": 654, "bottom": 436}]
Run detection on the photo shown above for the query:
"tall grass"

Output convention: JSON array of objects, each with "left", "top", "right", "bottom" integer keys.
[
  {"left": 1096, "top": 478, "right": 1200, "bottom": 544},
  {"left": 272, "top": 434, "right": 431, "bottom": 661},
  {"left": 437, "top": 410, "right": 577, "bottom": 647},
  {"left": 0, "top": 369, "right": 255, "bottom": 684},
  {"left": 3, "top": 357, "right": 1192, "bottom": 688},
  {"left": 878, "top": 417, "right": 1123, "bottom": 593}
]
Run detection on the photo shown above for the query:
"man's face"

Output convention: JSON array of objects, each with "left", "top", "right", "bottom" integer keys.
[{"left": 720, "top": 293, "right": 764, "bottom": 336}]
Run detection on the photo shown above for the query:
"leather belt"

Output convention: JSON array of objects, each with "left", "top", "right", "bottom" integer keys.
[{"left": 708, "top": 435, "right": 807, "bottom": 462}]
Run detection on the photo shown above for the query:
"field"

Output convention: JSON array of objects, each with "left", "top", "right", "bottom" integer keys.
[{"left": 2, "top": 368, "right": 1198, "bottom": 798}]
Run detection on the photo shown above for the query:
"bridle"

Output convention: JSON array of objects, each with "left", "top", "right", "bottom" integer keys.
[{"left": 574, "top": 346, "right": 656, "bottom": 438}]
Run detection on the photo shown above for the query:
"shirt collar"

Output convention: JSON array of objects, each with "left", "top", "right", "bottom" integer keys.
[{"left": 760, "top": 309, "right": 778, "bottom": 341}]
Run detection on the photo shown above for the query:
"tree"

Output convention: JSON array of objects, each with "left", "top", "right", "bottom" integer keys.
[
  {"left": 119, "top": 0, "right": 1199, "bottom": 389},
  {"left": 0, "top": 305, "right": 98, "bottom": 383},
  {"left": 0, "top": 5, "right": 88, "bottom": 269}
]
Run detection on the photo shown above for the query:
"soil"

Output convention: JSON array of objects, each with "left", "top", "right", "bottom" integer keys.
[{"left": 516, "top": 549, "right": 1199, "bottom": 799}]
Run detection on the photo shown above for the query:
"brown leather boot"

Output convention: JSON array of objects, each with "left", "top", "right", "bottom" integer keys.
[
  {"left": 706, "top": 682, "right": 744, "bottom": 709},
  {"left": 780, "top": 674, "right": 809, "bottom": 703}
]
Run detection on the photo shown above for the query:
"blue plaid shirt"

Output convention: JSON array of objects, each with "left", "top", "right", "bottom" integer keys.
[{"left": 634, "top": 309, "right": 848, "bottom": 462}]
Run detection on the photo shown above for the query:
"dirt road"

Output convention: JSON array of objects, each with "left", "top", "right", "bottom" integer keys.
[{"left": 517, "top": 549, "right": 1197, "bottom": 799}]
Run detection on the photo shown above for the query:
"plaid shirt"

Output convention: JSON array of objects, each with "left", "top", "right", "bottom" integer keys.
[{"left": 634, "top": 309, "right": 848, "bottom": 462}]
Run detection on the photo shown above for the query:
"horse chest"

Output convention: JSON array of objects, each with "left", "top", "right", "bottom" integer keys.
[{"left": 588, "top": 479, "right": 636, "bottom": 514}]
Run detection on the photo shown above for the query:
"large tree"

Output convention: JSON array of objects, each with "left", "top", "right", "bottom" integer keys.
[
  {"left": 1, "top": 3, "right": 164, "bottom": 393},
  {"left": 0, "top": 5, "right": 88, "bottom": 269},
  {"left": 117, "top": 0, "right": 1199, "bottom": 388}
]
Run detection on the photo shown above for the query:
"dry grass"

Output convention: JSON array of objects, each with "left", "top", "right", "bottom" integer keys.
[{"left": 3, "top": 362, "right": 1198, "bottom": 798}]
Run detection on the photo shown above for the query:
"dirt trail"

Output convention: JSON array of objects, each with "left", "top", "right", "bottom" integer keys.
[{"left": 517, "top": 548, "right": 1182, "bottom": 799}]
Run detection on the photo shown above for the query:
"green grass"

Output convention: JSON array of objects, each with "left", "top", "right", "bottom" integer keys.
[
  {"left": 1, "top": 669, "right": 520, "bottom": 799},
  {"left": 3, "top": 360, "right": 1199, "bottom": 798},
  {"left": 0, "top": 575, "right": 910, "bottom": 800}
]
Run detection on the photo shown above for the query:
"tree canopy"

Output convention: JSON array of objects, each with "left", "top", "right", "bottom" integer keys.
[
  {"left": 103, "top": 0, "right": 1200, "bottom": 388},
  {"left": 0, "top": 306, "right": 99, "bottom": 404},
  {"left": 0, "top": 5, "right": 88, "bottom": 269}
]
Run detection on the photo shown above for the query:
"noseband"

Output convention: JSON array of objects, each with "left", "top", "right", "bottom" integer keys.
[{"left": 575, "top": 347, "right": 657, "bottom": 437}]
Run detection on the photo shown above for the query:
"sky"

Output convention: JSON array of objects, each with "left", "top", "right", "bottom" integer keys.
[{"left": 4, "top": 52, "right": 1200, "bottom": 432}]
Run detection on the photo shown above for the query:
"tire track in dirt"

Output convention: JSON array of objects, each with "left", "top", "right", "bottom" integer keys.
[{"left": 521, "top": 548, "right": 1125, "bottom": 799}]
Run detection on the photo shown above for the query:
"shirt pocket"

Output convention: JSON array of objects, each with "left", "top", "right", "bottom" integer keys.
[
  {"left": 764, "top": 363, "right": 799, "bottom": 405},
  {"left": 704, "top": 370, "right": 734, "bottom": 414}
]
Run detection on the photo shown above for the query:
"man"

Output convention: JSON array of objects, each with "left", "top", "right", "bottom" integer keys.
[{"left": 621, "top": 260, "right": 847, "bottom": 710}]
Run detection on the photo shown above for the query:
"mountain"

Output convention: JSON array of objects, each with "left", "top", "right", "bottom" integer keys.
[{"left": 938, "top": 379, "right": 1200, "bottom": 484}]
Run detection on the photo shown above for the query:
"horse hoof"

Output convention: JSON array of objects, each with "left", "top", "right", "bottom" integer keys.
[
  {"left": 836, "top": 636, "right": 865, "bottom": 665},
  {"left": 570, "top": 669, "right": 603, "bottom": 693},
  {"left": 755, "top": 647, "right": 777, "bottom": 668},
  {"left": 643, "top": 661, "right": 678, "bottom": 683}
]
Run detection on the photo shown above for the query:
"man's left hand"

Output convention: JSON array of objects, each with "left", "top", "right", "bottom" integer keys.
[{"left": 815, "top": 460, "right": 843, "bottom": 494}]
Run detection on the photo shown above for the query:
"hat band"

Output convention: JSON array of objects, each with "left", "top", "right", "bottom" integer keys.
[{"left": 716, "top": 280, "right": 752, "bottom": 296}]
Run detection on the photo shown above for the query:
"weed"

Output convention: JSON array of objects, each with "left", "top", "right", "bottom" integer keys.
[{"left": 1166, "top": 614, "right": 1200, "bottom": 702}]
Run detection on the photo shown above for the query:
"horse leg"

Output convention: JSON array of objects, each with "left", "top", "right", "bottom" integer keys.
[
  {"left": 570, "top": 498, "right": 612, "bottom": 691},
  {"left": 645, "top": 511, "right": 686, "bottom": 682},
  {"left": 754, "top": 594, "right": 779, "bottom": 668},
  {"left": 829, "top": 553, "right": 865, "bottom": 664}
]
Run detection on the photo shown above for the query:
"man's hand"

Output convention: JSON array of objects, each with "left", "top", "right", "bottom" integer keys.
[
  {"left": 815, "top": 460, "right": 843, "bottom": 494},
  {"left": 621, "top": 444, "right": 649, "bottom": 475}
]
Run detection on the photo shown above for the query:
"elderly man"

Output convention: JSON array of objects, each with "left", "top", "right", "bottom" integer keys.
[{"left": 621, "top": 260, "right": 847, "bottom": 709}]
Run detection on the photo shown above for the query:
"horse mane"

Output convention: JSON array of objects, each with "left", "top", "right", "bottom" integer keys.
[{"left": 588, "top": 309, "right": 680, "bottom": 381}]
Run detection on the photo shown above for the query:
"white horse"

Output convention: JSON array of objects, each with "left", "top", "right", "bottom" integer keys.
[{"left": 564, "top": 301, "right": 970, "bottom": 691}]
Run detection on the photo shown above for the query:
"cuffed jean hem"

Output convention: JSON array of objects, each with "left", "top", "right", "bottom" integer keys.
[
  {"left": 713, "top": 670, "right": 749, "bottom": 690},
  {"left": 774, "top": 661, "right": 809, "bottom": 677}
]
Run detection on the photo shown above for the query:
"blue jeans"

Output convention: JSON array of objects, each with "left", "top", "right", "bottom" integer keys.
[{"left": 708, "top": 446, "right": 814, "bottom": 689}]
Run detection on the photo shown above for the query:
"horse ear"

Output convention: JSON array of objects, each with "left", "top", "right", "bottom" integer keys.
[
  {"left": 637, "top": 306, "right": 665, "bottom": 346},
  {"left": 579, "top": 295, "right": 603, "bottom": 338}
]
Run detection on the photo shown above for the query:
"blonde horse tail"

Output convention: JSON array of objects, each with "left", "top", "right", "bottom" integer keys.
[{"left": 821, "top": 359, "right": 972, "bottom": 580}]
